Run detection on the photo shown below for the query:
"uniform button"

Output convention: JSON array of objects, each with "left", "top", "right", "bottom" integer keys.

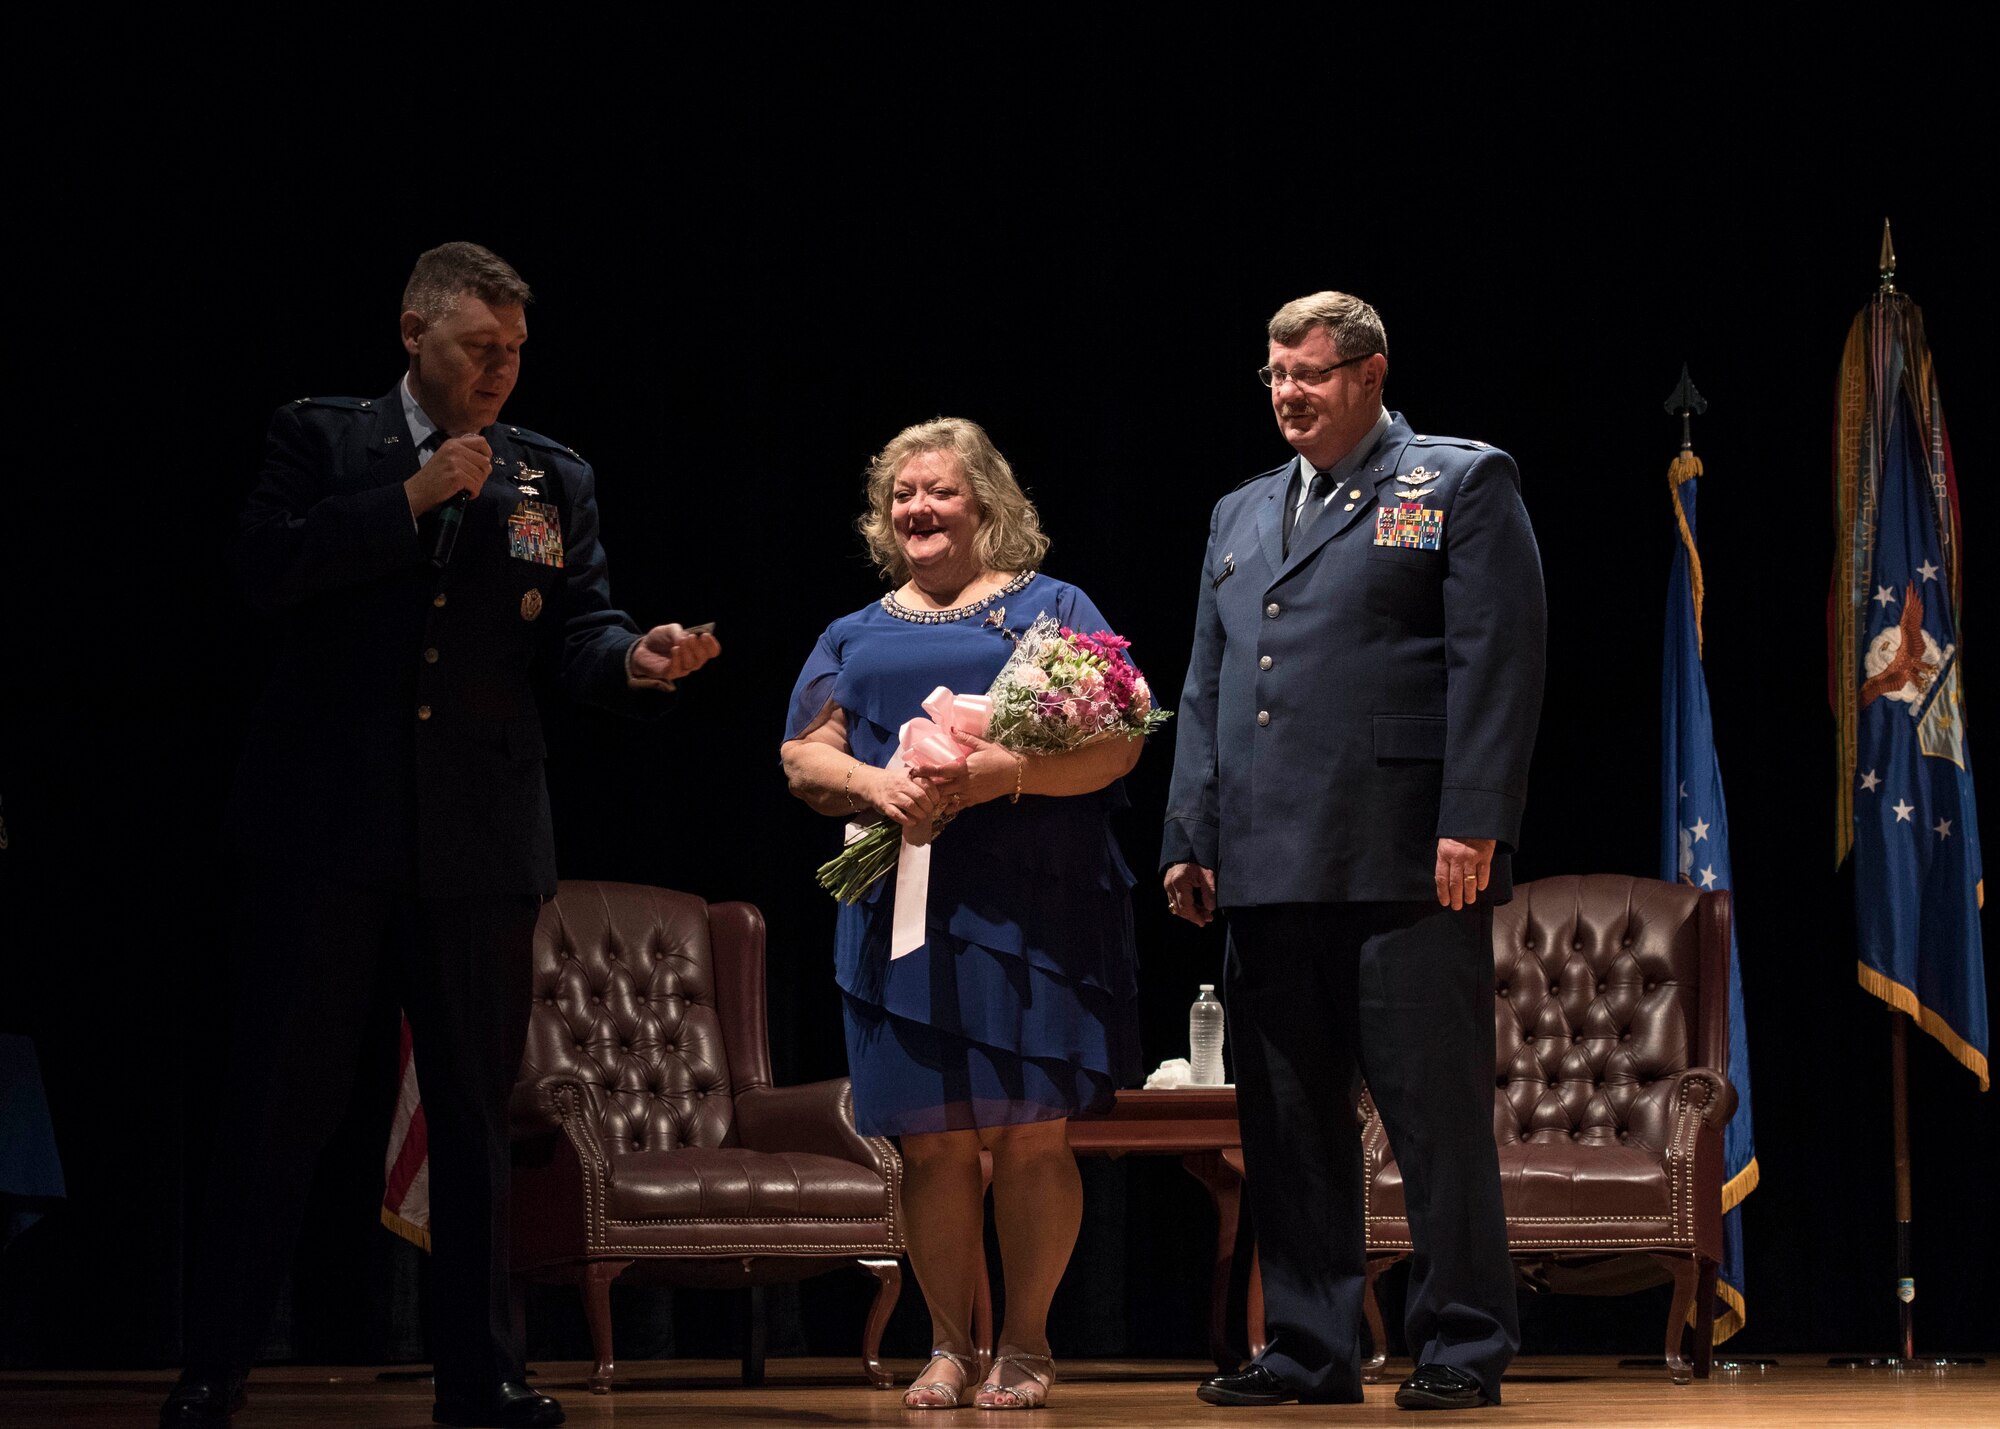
[
  {"left": 1259, "top": 655, "right": 1273, "bottom": 670},
  {"left": 1343, "top": 502, "right": 1356, "bottom": 511},
  {"left": 1265, "top": 602, "right": 1280, "bottom": 618},
  {"left": 417, "top": 705, "right": 432, "bottom": 721},
  {"left": 1257, "top": 711, "right": 1270, "bottom": 726},
  {"left": 433, "top": 593, "right": 447, "bottom": 608},
  {"left": 424, "top": 648, "right": 439, "bottom": 664}
]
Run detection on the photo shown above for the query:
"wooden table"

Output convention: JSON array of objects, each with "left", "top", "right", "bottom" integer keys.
[{"left": 1069, "top": 1087, "right": 1264, "bottom": 1371}]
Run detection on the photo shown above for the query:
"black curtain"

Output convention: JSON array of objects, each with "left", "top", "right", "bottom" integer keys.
[{"left": 5, "top": 21, "right": 1996, "bottom": 1367}]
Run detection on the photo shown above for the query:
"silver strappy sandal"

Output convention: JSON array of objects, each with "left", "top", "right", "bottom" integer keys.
[
  {"left": 903, "top": 1349, "right": 980, "bottom": 1409},
  {"left": 975, "top": 1350, "right": 1055, "bottom": 1410}
]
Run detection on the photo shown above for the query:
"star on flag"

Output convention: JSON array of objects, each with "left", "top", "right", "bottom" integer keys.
[
  {"left": 1875, "top": 585, "right": 1899, "bottom": 608},
  {"left": 1698, "top": 866, "right": 1720, "bottom": 889},
  {"left": 1690, "top": 818, "right": 1711, "bottom": 842},
  {"left": 1936, "top": 818, "right": 1953, "bottom": 839},
  {"left": 1918, "top": 559, "right": 1941, "bottom": 583},
  {"left": 1859, "top": 769, "right": 1881, "bottom": 792},
  {"left": 1893, "top": 800, "right": 1916, "bottom": 822}
]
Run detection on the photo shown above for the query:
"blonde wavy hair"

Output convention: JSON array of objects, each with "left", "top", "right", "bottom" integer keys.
[{"left": 858, "top": 417, "right": 1050, "bottom": 585}]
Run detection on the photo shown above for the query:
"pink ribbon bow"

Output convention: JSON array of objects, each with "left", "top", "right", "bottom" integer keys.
[{"left": 896, "top": 686, "right": 993, "bottom": 771}]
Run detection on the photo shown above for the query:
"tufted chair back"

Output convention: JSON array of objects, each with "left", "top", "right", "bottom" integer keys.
[
  {"left": 516, "top": 882, "right": 747, "bottom": 1156},
  {"left": 1361, "top": 874, "right": 1736, "bottom": 1386},
  {"left": 1491, "top": 874, "right": 1728, "bottom": 1156}
]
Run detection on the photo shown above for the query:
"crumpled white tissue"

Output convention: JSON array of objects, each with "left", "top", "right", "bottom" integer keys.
[{"left": 1145, "top": 1058, "right": 1193, "bottom": 1089}]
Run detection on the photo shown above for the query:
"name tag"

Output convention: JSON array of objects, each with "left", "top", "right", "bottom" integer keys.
[{"left": 507, "top": 501, "right": 566, "bottom": 568}]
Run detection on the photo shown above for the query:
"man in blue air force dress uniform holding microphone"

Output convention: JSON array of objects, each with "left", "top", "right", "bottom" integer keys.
[
  {"left": 162, "top": 243, "right": 720, "bottom": 1429},
  {"left": 1163, "top": 292, "right": 1545, "bottom": 1410}
]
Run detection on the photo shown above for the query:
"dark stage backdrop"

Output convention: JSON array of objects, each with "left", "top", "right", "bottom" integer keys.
[{"left": 5, "top": 30, "right": 1997, "bottom": 1369}]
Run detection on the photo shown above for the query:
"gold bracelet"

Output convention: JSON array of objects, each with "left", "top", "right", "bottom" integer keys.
[
  {"left": 1011, "top": 753, "right": 1025, "bottom": 804},
  {"left": 843, "top": 761, "right": 862, "bottom": 814}
]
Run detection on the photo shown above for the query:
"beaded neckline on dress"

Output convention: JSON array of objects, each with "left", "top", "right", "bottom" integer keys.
[{"left": 881, "top": 570, "right": 1036, "bottom": 624}]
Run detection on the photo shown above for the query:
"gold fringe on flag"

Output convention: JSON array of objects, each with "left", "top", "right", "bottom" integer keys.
[{"left": 1668, "top": 450, "right": 1706, "bottom": 657}]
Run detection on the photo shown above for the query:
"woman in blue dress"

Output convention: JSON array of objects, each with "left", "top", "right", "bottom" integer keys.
[{"left": 781, "top": 417, "right": 1144, "bottom": 1410}]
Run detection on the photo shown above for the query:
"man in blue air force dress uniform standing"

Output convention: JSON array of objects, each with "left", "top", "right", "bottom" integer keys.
[
  {"left": 161, "top": 243, "right": 720, "bottom": 1429},
  {"left": 1162, "top": 292, "right": 1545, "bottom": 1410}
]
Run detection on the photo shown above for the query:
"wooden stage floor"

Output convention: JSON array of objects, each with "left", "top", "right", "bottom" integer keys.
[{"left": 4, "top": 1356, "right": 1994, "bottom": 1426}]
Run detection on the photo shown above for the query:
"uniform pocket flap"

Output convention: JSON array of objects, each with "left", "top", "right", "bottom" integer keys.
[{"left": 1373, "top": 714, "right": 1446, "bottom": 760}]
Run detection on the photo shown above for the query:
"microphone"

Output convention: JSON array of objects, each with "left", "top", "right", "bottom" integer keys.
[
  {"left": 431, "top": 491, "right": 470, "bottom": 569},
  {"left": 424, "top": 432, "right": 494, "bottom": 572}
]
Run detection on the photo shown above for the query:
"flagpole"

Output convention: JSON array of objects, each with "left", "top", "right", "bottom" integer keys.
[
  {"left": 1890, "top": 1005, "right": 1914, "bottom": 1362},
  {"left": 1829, "top": 221, "right": 1983, "bottom": 1371},
  {"left": 1880, "top": 217, "right": 1919, "bottom": 1368}
]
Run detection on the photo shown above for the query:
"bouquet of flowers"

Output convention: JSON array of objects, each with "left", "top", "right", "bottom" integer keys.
[{"left": 817, "top": 614, "right": 1171, "bottom": 904}]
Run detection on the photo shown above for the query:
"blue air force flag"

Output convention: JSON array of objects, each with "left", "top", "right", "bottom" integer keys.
[
  {"left": 1839, "top": 297, "right": 1989, "bottom": 1089},
  {"left": 1662, "top": 455, "right": 1757, "bottom": 1341}
]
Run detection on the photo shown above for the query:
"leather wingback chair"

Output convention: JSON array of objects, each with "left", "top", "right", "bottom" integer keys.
[
  {"left": 1362, "top": 875, "right": 1737, "bottom": 1384},
  {"left": 509, "top": 881, "right": 904, "bottom": 1392}
]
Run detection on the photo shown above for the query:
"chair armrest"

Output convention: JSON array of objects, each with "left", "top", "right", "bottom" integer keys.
[
  {"left": 1670, "top": 1066, "right": 1737, "bottom": 1129},
  {"left": 510, "top": 1076, "right": 605, "bottom": 1148},
  {"left": 735, "top": 1078, "right": 891, "bottom": 1176}
]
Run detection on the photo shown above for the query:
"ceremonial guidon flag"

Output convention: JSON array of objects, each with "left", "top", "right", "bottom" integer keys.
[
  {"left": 381, "top": 1014, "right": 431, "bottom": 1251},
  {"left": 1661, "top": 442, "right": 1757, "bottom": 1342},
  {"left": 1831, "top": 291, "right": 1990, "bottom": 1091}
]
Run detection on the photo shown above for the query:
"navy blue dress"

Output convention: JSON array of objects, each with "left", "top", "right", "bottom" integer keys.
[{"left": 785, "top": 572, "right": 1144, "bottom": 1136}]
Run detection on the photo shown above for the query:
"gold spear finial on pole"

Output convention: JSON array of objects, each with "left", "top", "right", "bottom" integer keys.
[{"left": 1879, "top": 218, "right": 1897, "bottom": 295}]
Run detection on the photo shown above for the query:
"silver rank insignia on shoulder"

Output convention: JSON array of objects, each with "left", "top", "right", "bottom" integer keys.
[{"left": 521, "top": 589, "right": 543, "bottom": 621}]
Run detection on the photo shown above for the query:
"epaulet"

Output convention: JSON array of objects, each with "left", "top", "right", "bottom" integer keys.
[
  {"left": 1407, "top": 433, "right": 1495, "bottom": 453},
  {"left": 291, "top": 395, "right": 377, "bottom": 412},
  {"left": 1232, "top": 460, "right": 1294, "bottom": 492},
  {"left": 504, "top": 424, "right": 584, "bottom": 462}
]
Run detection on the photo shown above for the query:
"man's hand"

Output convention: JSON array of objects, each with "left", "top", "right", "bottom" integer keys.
[
  {"left": 627, "top": 622, "right": 722, "bottom": 690},
  {"left": 1164, "top": 862, "right": 1218, "bottom": 927},
  {"left": 403, "top": 435, "right": 494, "bottom": 517},
  {"left": 1435, "top": 837, "right": 1497, "bottom": 909}
]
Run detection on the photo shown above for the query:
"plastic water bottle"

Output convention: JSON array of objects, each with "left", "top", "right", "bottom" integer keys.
[{"left": 1189, "top": 985, "right": 1226, "bottom": 1085}]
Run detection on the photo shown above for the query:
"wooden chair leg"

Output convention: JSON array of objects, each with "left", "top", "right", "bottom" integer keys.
[
  {"left": 1361, "top": 1258, "right": 1391, "bottom": 1382},
  {"left": 582, "top": 1259, "right": 633, "bottom": 1394},
  {"left": 741, "top": 1284, "right": 768, "bottom": 1387},
  {"left": 1692, "top": 1257, "right": 1719, "bottom": 1379},
  {"left": 859, "top": 1258, "right": 902, "bottom": 1389},
  {"left": 1656, "top": 1253, "right": 1698, "bottom": 1385}
]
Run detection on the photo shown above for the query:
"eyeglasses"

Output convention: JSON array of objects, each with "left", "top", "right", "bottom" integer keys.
[{"left": 1256, "top": 353, "right": 1374, "bottom": 388}]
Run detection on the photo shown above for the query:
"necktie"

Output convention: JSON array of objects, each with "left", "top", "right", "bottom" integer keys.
[
  {"left": 1283, "top": 467, "right": 1333, "bottom": 557},
  {"left": 419, "top": 429, "right": 446, "bottom": 463}
]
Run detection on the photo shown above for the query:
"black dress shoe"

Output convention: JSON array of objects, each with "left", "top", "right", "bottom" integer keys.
[
  {"left": 159, "top": 1369, "right": 246, "bottom": 1428},
  {"left": 1197, "top": 1362, "right": 1298, "bottom": 1406},
  {"left": 1394, "top": 1363, "right": 1492, "bottom": 1410},
  {"left": 433, "top": 1380, "right": 565, "bottom": 1427}
]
